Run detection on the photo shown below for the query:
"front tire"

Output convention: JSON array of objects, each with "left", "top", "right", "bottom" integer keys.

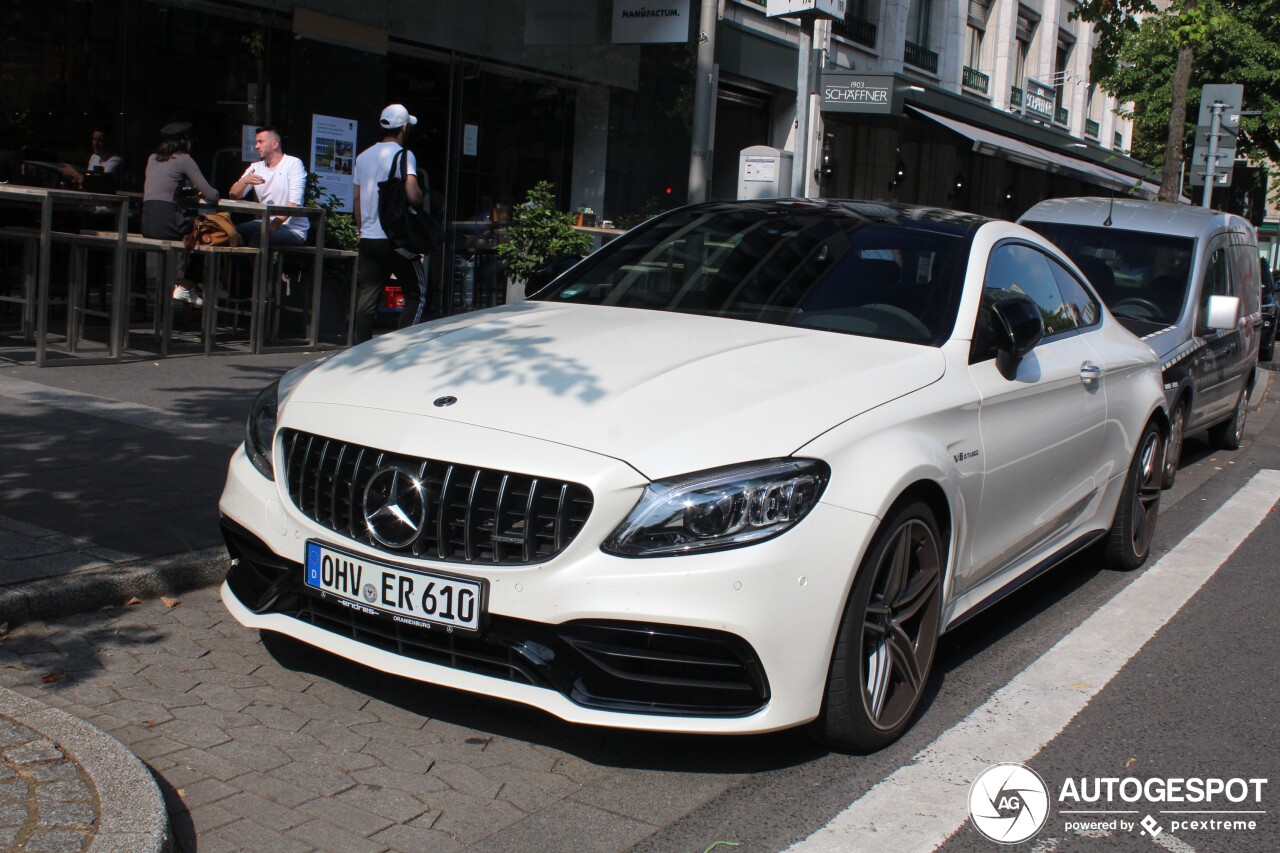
[
  {"left": 817, "top": 501, "right": 943, "bottom": 752},
  {"left": 1103, "top": 421, "right": 1162, "bottom": 571}
]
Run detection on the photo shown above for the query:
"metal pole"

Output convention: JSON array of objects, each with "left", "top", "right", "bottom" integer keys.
[
  {"left": 1202, "top": 101, "right": 1223, "bottom": 208},
  {"left": 688, "top": 0, "right": 719, "bottom": 204},
  {"left": 792, "top": 18, "right": 814, "bottom": 198}
]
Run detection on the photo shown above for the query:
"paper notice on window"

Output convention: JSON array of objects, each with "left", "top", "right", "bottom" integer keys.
[{"left": 310, "top": 114, "right": 358, "bottom": 213}]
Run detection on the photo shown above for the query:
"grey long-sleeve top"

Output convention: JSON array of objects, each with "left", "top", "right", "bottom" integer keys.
[{"left": 143, "top": 153, "right": 220, "bottom": 204}]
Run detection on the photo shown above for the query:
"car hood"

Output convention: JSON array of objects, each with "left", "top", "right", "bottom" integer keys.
[{"left": 287, "top": 302, "right": 946, "bottom": 478}]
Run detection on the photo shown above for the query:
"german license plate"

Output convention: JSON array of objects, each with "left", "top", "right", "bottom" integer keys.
[{"left": 304, "top": 541, "right": 485, "bottom": 633}]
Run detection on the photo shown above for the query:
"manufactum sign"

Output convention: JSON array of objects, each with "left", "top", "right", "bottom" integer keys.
[{"left": 821, "top": 73, "right": 897, "bottom": 115}]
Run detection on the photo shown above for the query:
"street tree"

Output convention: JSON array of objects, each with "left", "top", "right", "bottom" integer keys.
[
  {"left": 1073, "top": 0, "right": 1204, "bottom": 202},
  {"left": 1074, "top": 0, "right": 1280, "bottom": 202}
]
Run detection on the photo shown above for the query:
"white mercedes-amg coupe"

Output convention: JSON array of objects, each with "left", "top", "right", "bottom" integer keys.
[{"left": 220, "top": 200, "right": 1167, "bottom": 751}]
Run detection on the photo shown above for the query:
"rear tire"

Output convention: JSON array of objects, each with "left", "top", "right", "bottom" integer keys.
[
  {"left": 1161, "top": 400, "right": 1186, "bottom": 490},
  {"left": 816, "top": 501, "right": 942, "bottom": 752},
  {"left": 1208, "top": 386, "right": 1249, "bottom": 451},
  {"left": 1262, "top": 338, "right": 1274, "bottom": 362},
  {"left": 1104, "top": 421, "right": 1162, "bottom": 571}
]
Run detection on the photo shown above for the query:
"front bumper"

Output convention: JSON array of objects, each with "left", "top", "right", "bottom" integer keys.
[{"left": 220, "top": 440, "right": 875, "bottom": 734}]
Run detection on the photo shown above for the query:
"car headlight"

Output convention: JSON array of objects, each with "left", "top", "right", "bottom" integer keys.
[
  {"left": 602, "top": 459, "right": 830, "bottom": 557},
  {"left": 245, "top": 379, "right": 280, "bottom": 480}
]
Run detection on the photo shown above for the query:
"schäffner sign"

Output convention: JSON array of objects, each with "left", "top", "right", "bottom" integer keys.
[
  {"left": 821, "top": 73, "right": 897, "bottom": 115},
  {"left": 1022, "top": 78, "right": 1056, "bottom": 123}
]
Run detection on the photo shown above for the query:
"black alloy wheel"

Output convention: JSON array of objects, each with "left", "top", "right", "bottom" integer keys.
[
  {"left": 1104, "top": 421, "right": 1163, "bottom": 571},
  {"left": 1162, "top": 400, "right": 1186, "bottom": 489},
  {"left": 818, "top": 501, "right": 942, "bottom": 752}
]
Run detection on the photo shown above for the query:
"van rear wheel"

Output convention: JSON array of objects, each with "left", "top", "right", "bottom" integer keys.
[{"left": 1209, "top": 387, "right": 1249, "bottom": 451}]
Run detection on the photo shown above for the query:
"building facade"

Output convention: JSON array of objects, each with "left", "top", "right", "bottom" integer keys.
[
  {"left": 712, "top": 0, "right": 1156, "bottom": 215},
  {"left": 1, "top": 0, "right": 1162, "bottom": 314}
]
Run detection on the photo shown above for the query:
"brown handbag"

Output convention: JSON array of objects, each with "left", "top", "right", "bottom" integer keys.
[{"left": 183, "top": 212, "right": 243, "bottom": 249}]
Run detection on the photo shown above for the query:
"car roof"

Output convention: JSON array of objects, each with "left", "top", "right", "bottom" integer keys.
[
  {"left": 681, "top": 198, "right": 992, "bottom": 236},
  {"left": 1019, "top": 196, "right": 1256, "bottom": 243}
]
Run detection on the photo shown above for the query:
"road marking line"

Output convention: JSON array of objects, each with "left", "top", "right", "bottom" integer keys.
[
  {"left": 791, "top": 469, "right": 1280, "bottom": 853},
  {"left": 0, "top": 376, "right": 242, "bottom": 446}
]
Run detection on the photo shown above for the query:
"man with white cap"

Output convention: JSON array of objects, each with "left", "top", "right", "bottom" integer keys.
[{"left": 350, "top": 103, "right": 428, "bottom": 343}]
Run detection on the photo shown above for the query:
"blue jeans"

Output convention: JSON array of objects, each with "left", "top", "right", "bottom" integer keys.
[{"left": 236, "top": 220, "right": 308, "bottom": 248}]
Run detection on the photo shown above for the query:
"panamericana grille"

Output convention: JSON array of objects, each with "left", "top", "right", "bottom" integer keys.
[
  {"left": 222, "top": 519, "right": 770, "bottom": 718},
  {"left": 280, "top": 429, "right": 593, "bottom": 565}
]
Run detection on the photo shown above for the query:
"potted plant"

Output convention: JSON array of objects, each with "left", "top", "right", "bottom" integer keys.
[{"left": 496, "top": 180, "right": 592, "bottom": 297}]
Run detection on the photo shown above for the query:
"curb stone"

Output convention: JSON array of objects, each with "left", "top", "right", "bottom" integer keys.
[
  {"left": 0, "top": 688, "right": 171, "bottom": 853},
  {"left": 0, "top": 547, "right": 230, "bottom": 630}
]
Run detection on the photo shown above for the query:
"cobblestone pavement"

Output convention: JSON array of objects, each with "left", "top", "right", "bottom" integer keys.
[
  {"left": 0, "top": 586, "right": 811, "bottom": 853},
  {"left": 0, "top": 717, "right": 98, "bottom": 853}
]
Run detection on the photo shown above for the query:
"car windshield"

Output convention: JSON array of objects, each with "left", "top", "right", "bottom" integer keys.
[
  {"left": 1023, "top": 221, "right": 1195, "bottom": 326},
  {"left": 533, "top": 204, "right": 968, "bottom": 345}
]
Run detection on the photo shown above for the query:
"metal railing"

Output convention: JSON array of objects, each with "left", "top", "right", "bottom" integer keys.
[
  {"left": 904, "top": 41, "right": 939, "bottom": 74},
  {"left": 1085, "top": 118, "right": 1100, "bottom": 138},
  {"left": 962, "top": 66, "right": 990, "bottom": 94},
  {"left": 831, "top": 17, "right": 877, "bottom": 48},
  {"left": 1055, "top": 106, "right": 1070, "bottom": 125},
  {"left": 1010, "top": 86, "right": 1023, "bottom": 108}
]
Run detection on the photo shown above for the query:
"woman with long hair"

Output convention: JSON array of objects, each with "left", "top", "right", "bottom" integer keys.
[{"left": 142, "top": 121, "right": 219, "bottom": 302}]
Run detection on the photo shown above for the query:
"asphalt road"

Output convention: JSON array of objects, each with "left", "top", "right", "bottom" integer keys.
[{"left": 0, "top": 366, "right": 1275, "bottom": 853}]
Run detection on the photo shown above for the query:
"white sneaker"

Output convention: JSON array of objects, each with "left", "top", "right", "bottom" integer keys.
[{"left": 173, "top": 283, "right": 204, "bottom": 307}]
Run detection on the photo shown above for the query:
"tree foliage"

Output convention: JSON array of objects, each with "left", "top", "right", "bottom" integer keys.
[
  {"left": 1075, "top": 0, "right": 1280, "bottom": 199},
  {"left": 495, "top": 181, "right": 592, "bottom": 282}
]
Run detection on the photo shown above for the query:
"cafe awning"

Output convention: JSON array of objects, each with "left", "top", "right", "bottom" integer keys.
[{"left": 909, "top": 105, "right": 1160, "bottom": 198}]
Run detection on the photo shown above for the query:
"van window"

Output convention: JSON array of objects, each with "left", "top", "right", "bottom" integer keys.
[
  {"left": 1229, "top": 244, "right": 1261, "bottom": 316},
  {"left": 1199, "top": 247, "right": 1231, "bottom": 320},
  {"left": 1022, "top": 221, "right": 1194, "bottom": 326}
]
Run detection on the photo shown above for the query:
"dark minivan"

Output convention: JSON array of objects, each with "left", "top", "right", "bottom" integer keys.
[{"left": 1021, "top": 198, "right": 1260, "bottom": 487}]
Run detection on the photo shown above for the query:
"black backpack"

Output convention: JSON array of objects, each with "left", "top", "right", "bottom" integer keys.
[{"left": 377, "top": 148, "right": 444, "bottom": 254}]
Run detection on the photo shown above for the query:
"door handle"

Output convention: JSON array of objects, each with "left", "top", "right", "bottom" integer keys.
[{"left": 1080, "top": 362, "right": 1103, "bottom": 384}]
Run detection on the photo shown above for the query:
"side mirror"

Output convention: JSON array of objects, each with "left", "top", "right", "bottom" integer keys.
[
  {"left": 990, "top": 294, "right": 1045, "bottom": 359},
  {"left": 1203, "top": 294, "right": 1240, "bottom": 332}
]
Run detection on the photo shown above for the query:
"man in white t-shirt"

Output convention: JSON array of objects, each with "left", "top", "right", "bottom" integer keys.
[
  {"left": 350, "top": 103, "right": 428, "bottom": 343},
  {"left": 229, "top": 127, "right": 309, "bottom": 247}
]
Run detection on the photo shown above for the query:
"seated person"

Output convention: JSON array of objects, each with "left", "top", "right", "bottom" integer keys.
[
  {"left": 141, "top": 121, "right": 219, "bottom": 304},
  {"left": 228, "top": 127, "right": 308, "bottom": 248}
]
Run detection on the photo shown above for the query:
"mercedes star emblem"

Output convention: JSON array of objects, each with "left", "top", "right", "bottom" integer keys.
[{"left": 362, "top": 465, "right": 428, "bottom": 548}]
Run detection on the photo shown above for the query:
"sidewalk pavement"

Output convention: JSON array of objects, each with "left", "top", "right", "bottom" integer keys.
[
  {"left": 0, "top": 349, "right": 1273, "bottom": 853},
  {"left": 0, "top": 350, "right": 323, "bottom": 852}
]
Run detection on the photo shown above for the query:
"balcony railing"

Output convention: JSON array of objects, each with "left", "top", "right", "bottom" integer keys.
[
  {"left": 904, "top": 41, "right": 939, "bottom": 74},
  {"left": 1010, "top": 86, "right": 1023, "bottom": 108},
  {"left": 962, "top": 66, "right": 990, "bottom": 95},
  {"left": 1114, "top": 131, "right": 1124, "bottom": 150},
  {"left": 1085, "top": 118, "right": 1100, "bottom": 138},
  {"left": 831, "top": 16, "right": 877, "bottom": 49},
  {"left": 1055, "top": 106, "right": 1069, "bottom": 125}
]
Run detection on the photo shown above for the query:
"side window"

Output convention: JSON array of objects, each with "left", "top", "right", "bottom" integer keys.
[
  {"left": 972, "top": 243, "right": 1080, "bottom": 362},
  {"left": 1048, "top": 257, "right": 1101, "bottom": 328},
  {"left": 985, "top": 243, "right": 1080, "bottom": 334}
]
